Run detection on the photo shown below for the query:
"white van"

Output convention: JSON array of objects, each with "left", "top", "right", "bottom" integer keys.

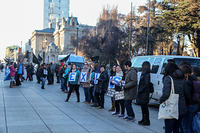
[{"left": 131, "top": 55, "right": 200, "bottom": 100}]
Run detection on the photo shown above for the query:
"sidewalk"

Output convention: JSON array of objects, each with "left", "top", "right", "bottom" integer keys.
[{"left": 0, "top": 74, "right": 164, "bottom": 133}]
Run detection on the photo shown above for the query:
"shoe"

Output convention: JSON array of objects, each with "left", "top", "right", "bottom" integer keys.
[
  {"left": 126, "top": 117, "right": 135, "bottom": 122},
  {"left": 65, "top": 99, "right": 69, "bottom": 102},
  {"left": 98, "top": 106, "right": 104, "bottom": 109},
  {"left": 118, "top": 114, "right": 125, "bottom": 118},
  {"left": 112, "top": 112, "right": 119, "bottom": 116},
  {"left": 91, "top": 104, "right": 99, "bottom": 107},
  {"left": 123, "top": 116, "right": 129, "bottom": 120},
  {"left": 138, "top": 119, "right": 144, "bottom": 125},
  {"left": 139, "top": 120, "right": 150, "bottom": 126},
  {"left": 77, "top": 100, "right": 80, "bottom": 103}
]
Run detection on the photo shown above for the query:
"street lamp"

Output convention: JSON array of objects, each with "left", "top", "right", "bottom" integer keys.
[
  {"left": 177, "top": 35, "right": 181, "bottom": 55},
  {"left": 76, "top": 26, "right": 79, "bottom": 55},
  {"left": 146, "top": 0, "right": 151, "bottom": 55}
]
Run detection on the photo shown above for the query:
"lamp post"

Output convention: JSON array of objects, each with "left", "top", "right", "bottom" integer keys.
[
  {"left": 129, "top": 2, "right": 133, "bottom": 59},
  {"left": 177, "top": 35, "right": 181, "bottom": 55},
  {"left": 146, "top": 0, "right": 150, "bottom": 55},
  {"left": 76, "top": 27, "right": 79, "bottom": 55}
]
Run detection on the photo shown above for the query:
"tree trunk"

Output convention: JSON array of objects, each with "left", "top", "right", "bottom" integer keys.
[{"left": 180, "top": 34, "right": 185, "bottom": 56}]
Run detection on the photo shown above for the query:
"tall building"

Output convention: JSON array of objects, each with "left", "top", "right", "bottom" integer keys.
[{"left": 43, "top": 0, "right": 70, "bottom": 28}]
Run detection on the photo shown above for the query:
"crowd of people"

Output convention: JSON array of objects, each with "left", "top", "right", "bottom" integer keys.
[{"left": 3, "top": 58, "right": 200, "bottom": 133}]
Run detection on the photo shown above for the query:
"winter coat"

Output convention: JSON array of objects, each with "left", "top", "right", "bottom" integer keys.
[
  {"left": 193, "top": 81, "right": 200, "bottom": 105},
  {"left": 124, "top": 67, "right": 138, "bottom": 100},
  {"left": 136, "top": 71, "right": 150, "bottom": 105},
  {"left": 96, "top": 70, "right": 109, "bottom": 93},
  {"left": 79, "top": 68, "right": 92, "bottom": 88},
  {"left": 183, "top": 76, "right": 195, "bottom": 106},
  {"left": 59, "top": 68, "right": 66, "bottom": 78},
  {"left": 9, "top": 65, "right": 16, "bottom": 77},
  {"left": 41, "top": 68, "right": 48, "bottom": 78},
  {"left": 159, "top": 69, "right": 187, "bottom": 116},
  {"left": 111, "top": 71, "right": 124, "bottom": 91},
  {"left": 17, "top": 63, "right": 24, "bottom": 75}
]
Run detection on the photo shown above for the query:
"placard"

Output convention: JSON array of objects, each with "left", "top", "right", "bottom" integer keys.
[
  {"left": 43, "top": 69, "right": 48, "bottom": 75},
  {"left": 106, "top": 88, "right": 116, "bottom": 97},
  {"left": 80, "top": 72, "right": 87, "bottom": 82},
  {"left": 69, "top": 72, "right": 76, "bottom": 82},
  {"left": 112, "top": 76, "right": 122, "bottom": 86},
  {"left": 115, "top": 91, "right": 124, "bottom": 100},
  {"left": 108, "top": 76, "right": 115, "bottom": 89},
  {"left": 94, "top": 73, "right": 100, "bottom": 84}
]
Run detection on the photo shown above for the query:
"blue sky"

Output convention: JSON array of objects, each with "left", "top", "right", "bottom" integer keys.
[{"left": 0, "top": 0, "right": 147, "bottom": 59}]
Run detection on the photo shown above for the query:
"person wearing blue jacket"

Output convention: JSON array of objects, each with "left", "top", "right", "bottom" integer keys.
[
  {"left": 65, "top": 64, "right": 81, "bottom": 102},
  {"left": 59, "top": 64, "right": 69, "bottom": 92}
]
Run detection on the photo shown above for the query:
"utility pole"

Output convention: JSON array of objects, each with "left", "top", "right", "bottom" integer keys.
[
  {"left": 146, "top": 0, "right": 150, "bottom": 55},
  {"left": 129, "top": 2, "right": 133, "bottom": 59}
]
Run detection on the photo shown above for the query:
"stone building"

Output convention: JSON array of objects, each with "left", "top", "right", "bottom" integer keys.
[
  {"left": 5, "top": 45, "right": 22, "bottom": 62},
  {"left": 30, "top": 28, "right": 57, "bottom": 63},
  {"left": 54, "top": 17, "right": 94, "bottom": 55},
  {"left": 30, "top": 17, "right": 94, "bottom": 64}
]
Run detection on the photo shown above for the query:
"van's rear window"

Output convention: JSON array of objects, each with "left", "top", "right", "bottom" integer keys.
[{"left": 174, "top": 58, "right": 200, "bottom": 67}]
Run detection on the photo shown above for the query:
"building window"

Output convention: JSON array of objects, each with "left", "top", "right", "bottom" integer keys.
[{"left": 70, "top": 36, "right": 75, "bottom": 45}]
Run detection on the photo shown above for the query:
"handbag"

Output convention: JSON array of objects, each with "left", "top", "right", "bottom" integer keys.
[
  {"left": 158, "top": 76, "right": 179, "bottom": 120},
  {"left": 115, "top": 90, "right": 124, "bottom": 100},
  {"left": 192, "top": 112, "right": 200, "bottom": 133}
]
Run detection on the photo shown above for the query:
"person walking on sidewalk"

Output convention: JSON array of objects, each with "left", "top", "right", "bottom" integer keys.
[
  {"left": 136, "top": 61, "right": 151, "bottom": 126},
  {"left": 60, "top": 64, "right": 69, "bottom": 92},
  {"left": 16, "top": 59, "right": 24, "bottom": 86},
  {"left": 9, "top": 62, "right": 16, "bottom": 88},
  {"left": 65, "top": 64, "right": 81, "bottom": 102},
  {"left": 123, "top": 61, "right": 137, "bottom": 121},
  {"left": 41, "top": 64, "right": 48, "bottom": 89}
]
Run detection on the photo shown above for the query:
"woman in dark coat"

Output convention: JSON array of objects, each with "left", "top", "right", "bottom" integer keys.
[
  {"left": 136, "top": 61, "right": 151, "bottom": 126},
  {"left": 160, "top": 63, "right": 186, "bottom": 133}
]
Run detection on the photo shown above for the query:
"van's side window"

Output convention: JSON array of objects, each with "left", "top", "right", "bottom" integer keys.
[
  {"left": 148, "top": 57, "right": 155, "bottom": 69},
  {"left": 133, "top": 57, "right": 146, "bottom": 72},
  {"left": 161, "top": 58, "right": 169, "bottom": 74},
  {"left": 151, "top": 58, "right": 162, "bottom": 73}
]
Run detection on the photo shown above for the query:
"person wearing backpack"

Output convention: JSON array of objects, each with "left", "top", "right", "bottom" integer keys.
[
  {"left": 160, "top": 63, "right": 187, "bottom": 133},
  {"left": 136, "top": 61, "right": 151, "bottom": 126}
]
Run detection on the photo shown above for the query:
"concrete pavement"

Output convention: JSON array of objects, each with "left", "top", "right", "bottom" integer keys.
[{"left": 0, "top": 74, "right": 164, "bottom": 133}]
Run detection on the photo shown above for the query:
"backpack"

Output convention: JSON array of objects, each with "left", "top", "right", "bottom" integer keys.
[{"left": 149, "top": 82, "right": 154, "bottom": 93}]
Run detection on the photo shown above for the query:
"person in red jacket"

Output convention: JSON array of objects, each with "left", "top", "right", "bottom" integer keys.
[{"left": 9, "top": 62, "right": 16, "bottom": 88}]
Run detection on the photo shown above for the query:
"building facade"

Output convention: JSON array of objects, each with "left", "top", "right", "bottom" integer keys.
[
  {"left": 43, "top": 0, "right": 70, "bottom": 29},
  {"left": 54, "top": 17, "right": 94, "bottom": 55},
  {"left": 5, "top": 45, "right": 22, "bottom": 62},
  {"left": 31, "top": 16, "right": 94, "bottom": 64},
  {"left": 30, "top": 28, "right": 59, "bottom": 63}
]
